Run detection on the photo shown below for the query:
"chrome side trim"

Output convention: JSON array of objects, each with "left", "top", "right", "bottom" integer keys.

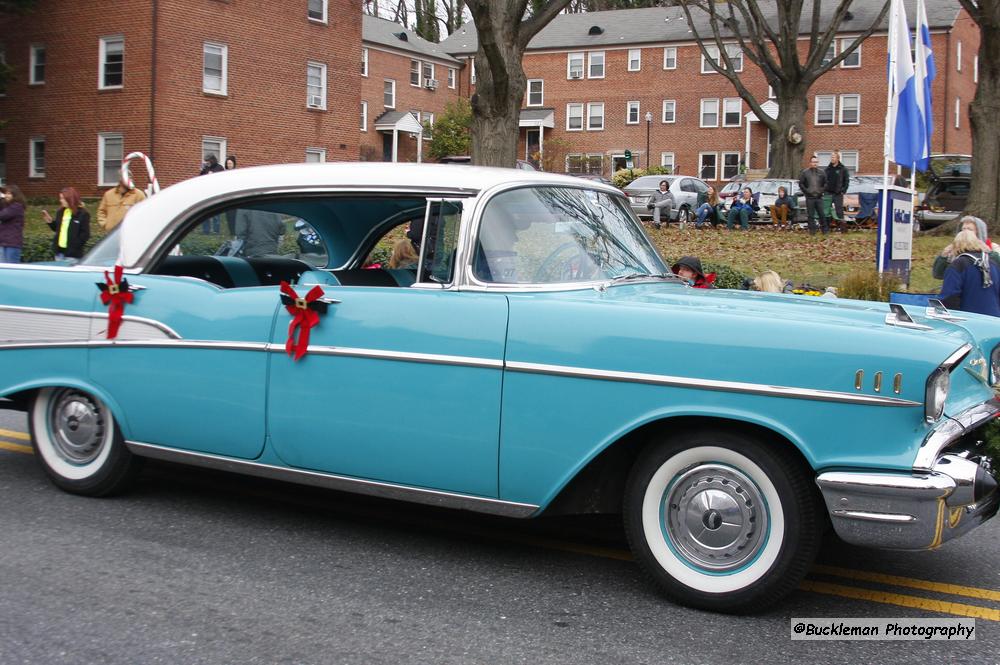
[
  {"left": 0, "top": 339, "right": 270, "bottom": 352},
  {"left": 0, "top": 304, "right": 181, "bottom": 341},
  {"left": 830, "top": 510, "right": 917, "bottom": 523},
  {"left": 300, "top": 345, "right": 504, "bottom": 369},
  {"left": 125, "top": 441, "right": 539, "bottom": 518},
  {"left": 505, "top": 361, "right": 922, "bottom": 407},
  {"left": 915, "top": 398, "right": 1000, "bottom": 471},
  {"left": 942, "top": 343, "right": 974, "bottom": 370}
]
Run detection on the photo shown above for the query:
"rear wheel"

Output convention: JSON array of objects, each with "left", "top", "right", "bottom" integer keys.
[
  {"left": 29, "top": 387, "right": 141, "bottom": 496},
  {"left": 623, "top": 428, "right": 820, "bottom": 613}
]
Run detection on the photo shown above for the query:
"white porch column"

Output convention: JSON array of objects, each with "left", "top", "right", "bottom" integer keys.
[
  {"left": 745, "top": 120, "right": 752, "bottom": 170},
  {"left": 392, "top": 129, "right": 399, "bottom": 163},
  {"left": 417, "top": 128, "right": 423, "bottom": 163},
  {"left": 539, "top": 125, "right": 544, "bottom": 167}
]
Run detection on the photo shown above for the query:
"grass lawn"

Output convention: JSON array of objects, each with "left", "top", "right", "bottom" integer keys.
[{"left": 646, "top": 225, "right": 948, "bottom": 293}]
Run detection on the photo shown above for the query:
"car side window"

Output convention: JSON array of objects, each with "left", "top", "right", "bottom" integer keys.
[
  {"left": 418, "top": 200, "right": 462, "bottom": 284},
  {"left": 680, "top": 179, "right": 697, "bottom": 193},
  {"left": 692, "top": 179, "right": 709, "bottom": 194}
]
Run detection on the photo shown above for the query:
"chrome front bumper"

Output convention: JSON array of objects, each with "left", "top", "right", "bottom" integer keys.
[{"left": 816, "top": 400, "right": 1000, "bottom": 550}]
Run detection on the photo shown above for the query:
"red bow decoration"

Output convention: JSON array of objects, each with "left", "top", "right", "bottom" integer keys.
[
  {"left": 96, "top": 264, "right": 134, "bottom": 339},
  {"left": 279, "top": 281, "right": 328, "bottom": 360}
]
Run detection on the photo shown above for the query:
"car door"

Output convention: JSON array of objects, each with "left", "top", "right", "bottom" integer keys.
[{"left": 266, "top": 200, "right": 507, "bottom": 498}]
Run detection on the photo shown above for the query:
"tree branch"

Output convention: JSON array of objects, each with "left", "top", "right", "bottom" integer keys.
[
  {"left": 803, "top": 0, "right": 889, "bottom": 84},
  {"left": 521, "top": 0, "right": 572, "bottom": 49}
]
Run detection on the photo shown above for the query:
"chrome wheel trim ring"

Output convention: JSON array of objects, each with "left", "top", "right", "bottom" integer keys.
[{"left": 48, "top": 389, "right": 107, "bottom": 465}]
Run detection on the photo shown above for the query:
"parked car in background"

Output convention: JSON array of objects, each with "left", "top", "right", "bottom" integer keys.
[
  {"left": 748, "top": 179, "right": 805, "bottom": 224},
  {"left": 719, "top": 180, "right": 743, "bottom": 202},
  {"left": 915, "top": 154, "right": 971, "bottom": 229},
  {"left": 439, "top": 155, "right": 538, "bottom": 171},
  {"left": 566, "top": 173, "right": 615, "bottom": 187},
  {"left": 623, "top": 174, "right": 709, "bottom": 223},
  {"left": 2, "top": 163, "right": 999, "bottom": 615}
]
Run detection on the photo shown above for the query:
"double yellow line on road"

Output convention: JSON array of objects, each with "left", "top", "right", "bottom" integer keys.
[{"left": 1, "top": 427, "right": 998, "bottom": 619}]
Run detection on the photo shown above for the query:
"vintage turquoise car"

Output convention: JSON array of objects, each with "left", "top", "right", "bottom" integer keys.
[{"left": 1, "top": 163, "right": 997, "bottom": 613}]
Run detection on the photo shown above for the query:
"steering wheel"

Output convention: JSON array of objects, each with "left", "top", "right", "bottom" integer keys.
[{"left": 533, "top": 242, "right": 600, "bottom": 283}]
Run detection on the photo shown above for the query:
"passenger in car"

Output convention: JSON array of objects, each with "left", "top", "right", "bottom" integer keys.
[{"left": 388, "top": 238, "right": 419, "bottom": 269}]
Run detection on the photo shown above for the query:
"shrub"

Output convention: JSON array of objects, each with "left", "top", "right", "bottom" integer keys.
[
  {"left": 612, "top": 168, "right": 645, "bottom": 189},
  {"left": 836, "top": 270, "right": 903, "bottom": 302}
]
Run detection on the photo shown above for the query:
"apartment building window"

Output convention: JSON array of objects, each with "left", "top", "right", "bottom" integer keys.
[
  {"left": 839, "top": 94, "right": 860, "bottom": 125},
  {"left": 816, "top": 150, "right": 858, "bottom": 174},
  {"left": 628, "top": 49, "right": 641, "bottom": 72},
  {"left": 424, "top": 112, "right": 434, "bottom": 133},
  {"left": 821, "top": 41, "right": 836, "bottom": 66},
  {"left": 588, "top": 51, "right": 605, "bottom": 79},
  {"left": 840, "top": 39, "right": 860, "bottom": 68},
  {"left": 955, "top": 97, "right": 961, "bottom": 129},
  {"left": 663, "top": 47, "right": 677, "bottom": 70},
  {"left": 722, "top": 152, "right": 741, "bottom": 180},
  {"left": 527, "top": 79, "right": 543, "bottom": 106},
  {"left": 700, "top": 99, "right": 719, "bottom": 127},
  {"left": 565, "top": 153, "right": 602, "bottom": 174},
  {"left": 448, "top": 67, "right": 456, "bottom": 88},
  {"left": 306, "top": 62, "right": 327, "bottom": 109},
  {"left": 202, "top": 137, "right": 226, "bottom": 165},
  {"left": 384, "top": 79, "right": 396, "bottom": 108},
  {"left": 723, "top": 98, "right": 741, "bottom": 127},
  {"left": 660, "top": 152, "right": 675, "bottom": 173},
  {"left": 566, "top": 103, "right": 583, "bottom": 130},
  {"left": 203, "top": 42, "right": 227, "bottom": 95},
  {"left": 567, "top": 52, "right": 584, "bottom": 79},
  {"left": 410, "top": 60, "right": 421, "bottom": 86},
  {"left": 662, "top": 99, "right": 676, "bottom": 123},
  {"left": 422, "top": 62, "right": 435, "bottom": 85},
  {"left": 699, "top": 152, "right": 717, "bottom": 181},
  {"left": 308, "top": 0, "right": 328, "bottom": 23},
  {"left": 29, "top": 138, "right": 45, "bottom": 178},
  {"left": 815, "top": 95, "right": 835, "bottom": 125},
  {"left": 626, "top": 101, "right": 640, "bottom": 124},
  {"left": 99, "top": 36, "right": 124, "bottom": 89},
  {"left": 305, "top": 148, "right": 326, "bottom": 163},
  {"left": 701, "top": 44, "right": 742, "bottom": 73},
  {"left": 957, "top": 41, "right": 962, "bottom": 72},
  {"left": 361, "top": 101, "right": 367, "bottom": 131},
  {"left": 587, "top": 102, "right": 604, "bottom": 130},
  {"left": 361, "top": 48, "right": 368, "bottom": 77},
  {"left": 98, "top": 133, "right": 124, "bottom": 186},
  {"left": 29, "top": 44, "right": 45, "bottom": 84},
  {"left": 768, "top": 85, "right": 775, "bottom": 99}
]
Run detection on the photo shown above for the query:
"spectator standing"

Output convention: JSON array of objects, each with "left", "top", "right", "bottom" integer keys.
[
  {"left": 824, "top": 151, "right": 850, "bottom": 232},
  {"left": 694, "top": 185, "right": 724, "bottom": 229},
  {"left": 727, "top": 187, "right": 756, "bottom": 231},
  {"left": 646, "top": 180, "right": 673, "bottom": 230},
  {"left": 235, "top": 208, "right": 285, "bottom": 257},
  {"left": 0, "top": 184, "right": 26, "bottom": 263},
  {"left": 932, "top": 217, "right": 1000, "bottom": 279},
  {"left": 770, "top": 186, "right": 795, "bottom": 230},
  {"left": 200, "top": 154, "right": 225, "bottom": 234},
  {"left": 799, "top": 156, "right": 828, "bottom": 235},
  {"left": 41, "top": 187, "right": 90, "bottom": 260},
  {"left": 939, "top": 230, "right": 1000, "bottom": 316},
  {"left": 223, "top": 155, "right": 238, "bottom": 235},
  {"left": 224, "top": 155, "right": 237, "bottom": 171},
  {"left": 97, "top": 175, "right": 146, "bottom": 232}
]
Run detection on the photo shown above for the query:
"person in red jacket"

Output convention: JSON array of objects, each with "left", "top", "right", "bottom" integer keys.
[{"left": 672, "top": 256, "right": 716, "bottom": 289}]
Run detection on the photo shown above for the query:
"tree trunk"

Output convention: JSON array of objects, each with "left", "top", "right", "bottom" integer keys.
[
  {"left": 469, "top": 20, "right": 526, "bottom": 167},
  {"left": 966, "top": 19, "right": 1000, "bottom": 233},
  {"left": 766, "top": 93, "right": 808, "bottom": 179}
]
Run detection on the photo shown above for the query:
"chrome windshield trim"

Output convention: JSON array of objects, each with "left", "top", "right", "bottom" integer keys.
[
  {"left": 915, "top": 397, "right": 1000, "bottom": 471},
  {"left": 505, "top": 361, "right": 923, "bottom": 407},
  {"left": 125, "top": 441, "right": 539, "bottom": 518}
]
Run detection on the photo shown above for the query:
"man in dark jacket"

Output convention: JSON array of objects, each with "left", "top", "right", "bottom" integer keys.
[
  {"left": 825, "top": 151, "right": 850, "bottom": 232},
  {"left": 798, "top": 156, "right": 827, "bottom": 235}
]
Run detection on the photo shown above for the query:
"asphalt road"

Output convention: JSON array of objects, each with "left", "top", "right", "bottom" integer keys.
[{"left": 1, "top": 408, "right": 997, "bottom": 664}]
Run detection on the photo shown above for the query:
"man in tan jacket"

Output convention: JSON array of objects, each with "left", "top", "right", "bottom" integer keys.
[{"left": 97, "top": 177, "right": 146, "bottom": 231}]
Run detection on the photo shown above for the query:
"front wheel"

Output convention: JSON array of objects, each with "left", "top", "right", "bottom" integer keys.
[
  {"left": 623, "top": 429, "right": 820, "bottom": 613},
  {"left": 30, "top": 387, "right": 141, "bottom": 496}
]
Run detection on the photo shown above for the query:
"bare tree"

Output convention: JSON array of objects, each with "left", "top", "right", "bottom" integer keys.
[
  {"left": 958, "top": 0, "right": 1000, "bottom": 229},
  {"left": 414, "top": 0, "right": 440, "bottom": 41},
  {"left": 465, "top": 0, "right": 573, "bottom": 167},
  {"left": 678, "top": 0, "right": 888, "bottom": 178}
]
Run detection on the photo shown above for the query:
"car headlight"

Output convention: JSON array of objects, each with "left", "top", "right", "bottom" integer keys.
[
  {"left": 990, "top": 344, "right": 1000, "bottom": 386},
  {"left": 925, "top": 367, "right": 951, "bottom": 423}
]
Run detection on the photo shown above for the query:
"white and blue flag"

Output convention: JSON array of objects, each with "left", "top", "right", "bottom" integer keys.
[
  {"left": 884, "top": 0, "right": 922, "bottom": 167},
  {"left": 914, "top": 0, "right": 936, "bottom": 170}
]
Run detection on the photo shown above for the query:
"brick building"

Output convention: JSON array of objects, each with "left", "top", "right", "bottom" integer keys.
[
  {"left": 440, "top": 1, "right": 979, "bottom": 182},
  {"left": 0, "top": 0, "right": 361, "bottom": 197}
]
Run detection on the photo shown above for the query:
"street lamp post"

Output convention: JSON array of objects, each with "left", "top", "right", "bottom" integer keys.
[{"left": 645, "top": 111, "right": 653, "bottom": 170}]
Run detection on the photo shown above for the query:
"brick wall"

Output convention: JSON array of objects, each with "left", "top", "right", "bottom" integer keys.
[{"left": 942, "top": 7, "right": 980, "bottom": 155}]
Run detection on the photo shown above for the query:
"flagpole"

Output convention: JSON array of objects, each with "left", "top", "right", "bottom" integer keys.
[{"left": 879, "top": 1, "right": 898, "bottom": 275}]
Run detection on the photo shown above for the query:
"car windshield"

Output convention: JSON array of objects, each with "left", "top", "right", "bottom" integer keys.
[
  {"left": 628, "top": 176, "right": 672, "bottom": 189},
  {"left": 720, "top": 182, "right": 742, "bottom": 195},
  {"left": 928, "top": 155, "right": 971, "bottom": 178},
  {"left": 473, "top": 186, "right": 667, "bottom": 284},
  {"left": 753, "top": 181, "right": 786, "bottom": 195}
]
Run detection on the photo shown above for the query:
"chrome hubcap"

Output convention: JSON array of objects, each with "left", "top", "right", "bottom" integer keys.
[
  {"left": 663, "top": 463, "right": 768, "bottom": 572},
  {"left": 48, "top": 390, "right": 106, "bottom": 464}
]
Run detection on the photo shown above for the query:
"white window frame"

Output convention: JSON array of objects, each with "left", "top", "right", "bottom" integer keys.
[
  {"left": 307, "top": 0, "right": 328, "bottom": 24},
  {"left": 768, "top": 85, "right": 775, "bottom": 99},
  {"left": 448, "top": 67, "right": 456, "bottom": 89},
  {"left": 839, "top": 150, "right": 859, "bottom": 174},
  {"left": 384, "top": 79, "right": 396, "bottom": 108},
  {"left": 814, "top": 95, "right": 836, "bottom": 125},
  {"left": 661, "top": 99, "right": 676, "bottom": 124},
  {"left": 566, "top": 103, "right": 584, "bottom": 131},
  {"left": 29, "top": 44, "right": 44, "bottom": 85},
  {"left": 701, "top": 44, "right": 742, "bottom": 74},
  {"left": 201, "top": 136, "right": 227, "bottom": 166},
  {"left": 628, "top": 48, "right": 641, "bottom": 72},
  {"left": 567, "top": 52, "right": 584, "bottom": 79},
  {"left": 361, "top": 48, "right": 368, "bottom": 77},
  {"left": 588, "top": 51, "right": 605, "bottom": 79},
  {"left": 723, "top": 97, "right": 742, "bottom": 127},
  {"left": 626, "top": 101, "right": 640, "bottom": 125},
  {"left": 410, "top": 60, "right": 421, "bottom": 87},
  {"left": 699, "top": 152, "right": 718, "bottom": 181},
  {"left": 721, "top": 152, "right": 741, "bottom": 180},
  {"left": 662, "top": 47, "right": 677, "bottom": 70},
  {"left": 957, "top": 41, "right": 962, "bottom": 72},
  {"left": 306, "top": 61, "right": 327, "bottom": 110},
  {"left": 839, "top": 94, "right": 860, "bottom": 125},
  {"left": 98, "top": 35, "right": 124, "bottom": 90},
  {"left": 202, "top": 42, "right": 228, "bottom": 95},
  {"left": 840, "top": 39, "right": 861, "bottom": 68},
  {"left": 361, "top": 101, "right": 367, "bottom": 131},
  {"left": 527, "top": 79, "right": 544, "bottom": 107},
  {"left": 700, "top": 98, "right": 719, "bottom": 128},
  {"left": 587, "top": 102, "right": 605, "bottom": 130},
  {"left": 660, "top": 152, "right": 675, "bottom": 172},
  {"left": 98, "top": 133, "right": 124, "bottom": 186},
  {"left": 305, "top": 148, "right": 326, "bottom": 163},
  {"left": 29, "top": 137, "right": 45, "bottom": 178},
  {"left": 422, "top": 61, "right": 435, "bottom": 85},
  {"left": 821, "top": 41, "right": 836, "bottom": 66},
  {"left": 955, "top": 97, "right": 961, "bottom": 129}
]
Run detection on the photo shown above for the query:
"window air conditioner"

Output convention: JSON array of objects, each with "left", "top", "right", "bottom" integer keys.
[
  {"left": 424, "top": 78, "right": 438, "bottom": 90},
  {"left": 569, "top": 70, "right": 583, "bottom": 79},
  {"left": 307, "top": 95, "right": 324, "bottom": 108}
]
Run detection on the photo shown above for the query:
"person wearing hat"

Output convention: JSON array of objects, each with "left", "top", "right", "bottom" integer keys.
[
  {"left": 97, "top": 171, "right": 146, "bottom": 231},
  {"left": 671, "top": 255, "right": 716, "bottom": 289}
]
